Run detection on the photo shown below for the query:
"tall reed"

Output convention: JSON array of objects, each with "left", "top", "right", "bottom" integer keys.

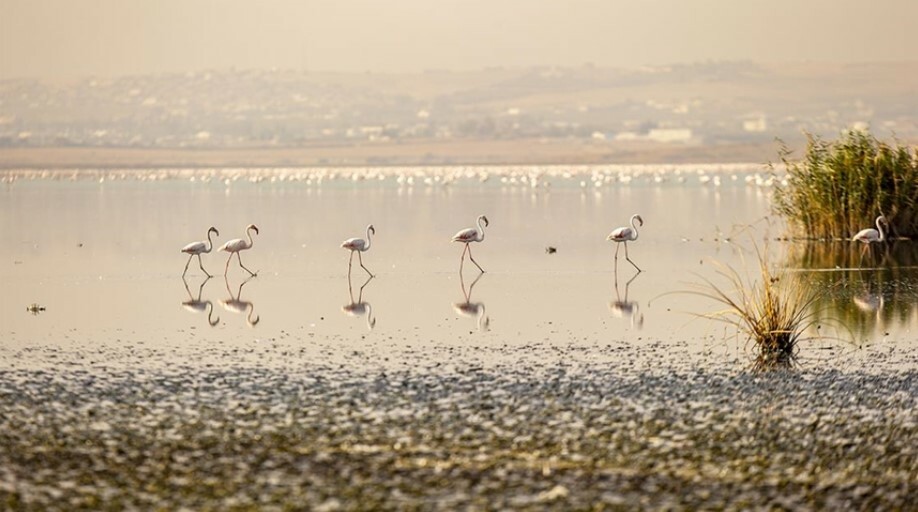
[{"left": 772, "top": 131, "right": 918, "bottom": 239}]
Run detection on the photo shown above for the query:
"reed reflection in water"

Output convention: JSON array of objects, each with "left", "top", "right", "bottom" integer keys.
[{"left": 787, "top": 242, "right": 918, "bottom": 338}]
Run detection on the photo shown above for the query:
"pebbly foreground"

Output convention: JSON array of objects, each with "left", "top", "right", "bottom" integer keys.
[{"left": 0, "top": 342, "right": 916, "bottom": 510}]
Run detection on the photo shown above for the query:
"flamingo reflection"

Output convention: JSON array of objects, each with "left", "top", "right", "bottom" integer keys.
[
  {"left": 454, "top": 272, "right": 489, "bottom": 331},
  {"left": 342, "top": 274, "right": 376, "bottom": 330},
  {"left": 610, "top": 269, "right": 644, "bottom": 329},
  {"left": 221, "top": 275, "right": 260, "bottom": 326},
  {"left": 853, "top": 279, "right": 886, "bottom": 329},
  {"left": 181, "top": 276, "right": 220, "bottom": 327}
]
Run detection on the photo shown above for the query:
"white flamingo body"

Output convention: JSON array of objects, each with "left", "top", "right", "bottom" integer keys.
[
  {"left": 853, "top": 216, "right": 886, "bottom": 244},
  {"left": 607, "top": 214, "right": 643, "bottom": 272},
  {"left": 452, "top": 214, "right": 489, "bottom": 272},
  {"left": 181, "top": 226, "right": 219, "bottom": 277},
  {"left": 342, "top": 224, "right": 375, "bottom": 277},
  {"left": 220, "top": 224, "right": 259, "bottom": 276}
]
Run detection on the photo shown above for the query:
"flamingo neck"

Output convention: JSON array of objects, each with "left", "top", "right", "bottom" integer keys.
[
  {"left": 630, "top": 215, "right": 640, "bottom": 241},
  {"left": 876, "top": 217, "right": 885, "bottom": 242},
  {"left": 477, "top": 217, "right": 486, "bottom": 241},
  {"left": 246, "top": 227, "right": 256, "bottom": 249},
  {"left": 364, "top": 226, "right": 373, "bottom": 251},
  {"left": 206, "top": 230, "right": 215, "bottom": 252}
]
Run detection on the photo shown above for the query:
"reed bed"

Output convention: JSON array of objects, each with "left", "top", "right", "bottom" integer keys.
[{"left": 773, "top": 131, "right": 918, "bottom": 239}]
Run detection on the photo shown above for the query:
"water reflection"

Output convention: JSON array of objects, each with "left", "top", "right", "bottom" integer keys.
[
  {"left": 181, "top": 276, "right": 220, "bottom": 327},
  {"left": 453, "top": 272, "right": 489, "bottom": 331},
  {"left": 787, "top": 242, "right": 918, "bottom": 337},
  {"left": 610, "top": 270, "right": 644, "bottom": 329},
  {"left": 220, "top": 275, "right": 260, "bottom": 326},
  {"left": 342, "top": 274, "right": 376, "bottom": 331}
]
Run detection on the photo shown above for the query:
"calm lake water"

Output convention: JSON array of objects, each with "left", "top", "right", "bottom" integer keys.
[{"left": 2, "top": 165, "right": 916, "bottom": 367}]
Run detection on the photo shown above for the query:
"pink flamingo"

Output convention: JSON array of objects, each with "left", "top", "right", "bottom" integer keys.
[{"left": 451, "top": 214, "right": 489, "bottom": 273}]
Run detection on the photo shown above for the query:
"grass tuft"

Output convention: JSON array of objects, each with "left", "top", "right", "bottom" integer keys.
[
  {"left": 682, "top": 245, "right": 823, "bottom": 370},
  {"left": 772, "top": 130, "right": 918, "bottom": 239}
]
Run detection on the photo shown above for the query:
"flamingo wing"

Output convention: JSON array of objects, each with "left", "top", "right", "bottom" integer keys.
[
  {"left": 341, "top": 238, "right": 367, "bottom": 250},
  {"left": 451, "top": 228, "right": 478, "bottom": 242},
  {"left": 852, "top": 228, "right": 879, "bottom": 243},
  {"left": 220, "top": 238, "right": 246, "bottom": 252},
  {"left": 181, "top": 241, "right": 207, "bottom": 254},
  {"left": 608, "top": 227, "right": 633, "bottom": 241}
]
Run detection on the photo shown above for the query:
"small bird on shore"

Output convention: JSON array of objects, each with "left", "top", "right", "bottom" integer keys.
[
  {"left": 341, "top": 224, "right": 376, "bottom": 277},
  {"left": 607, "top": 214, "right": 643, "bottom": 272},
  {"left": 220, "top": 224, "right": 259, "bottom": 276},
  {"left": 853, "top": 215, "right": 887, "bottom": 244},
  {"left": 181, "top": 226, "right": 219, "bottom": 277},
  {"left": 451, "top": 214, "right": 489, "bottom": 273}
]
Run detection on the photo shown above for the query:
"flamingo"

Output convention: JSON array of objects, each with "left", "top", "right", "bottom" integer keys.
[
  {"left": 342, "top": 274, "right": 376, "bottom": 331},
  {"left": 181, "top": 226, "right": 219, "bottom": 277},
  {"left": 452, "top": 214, "right": 489, "bottom": 273},
  {"left": 853, "top": 216, "right": 887, "bottom": 244},
  {"left": 453, "top": 272, "right": 489, "bottom": 331},
  {"left": 607, "top": 214, "right": 643, "bottom": 272},
  {"left": 181, "top": 276, "right": 220, "bottom": 327},
  {"left": 220, "top": 224, "right": 259, "bottom": 276},
  {"left": 341, "top": 224, "right": 375, "bottom": 277}
]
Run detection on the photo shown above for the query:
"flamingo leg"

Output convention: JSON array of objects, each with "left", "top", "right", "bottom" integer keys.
[
  {"left": 182, "top": 254, "right": 194, "bottom": 277},
  {"left": 624, "top": 242, "right": 642, "bottom": 272},
  {"left": 197, "top": 254, "right": 212, "bottom": 278},
  {"left": 467, "top": 244, "right": 485, "bottom": 273},
  {"left": 459, "top": 243, "right": 469, "bottom": 272},
  {"left": 358, "top": 251, "right": 374, "bottom": 277},
  {"left": 348, "top": 250, "right": 355, "bottom": 276},
  {"left": 224, "top": 253, "right": 233, "bottom": 276},
  {"left": 614, "top": 242, "right": 621, "bottom": 261},
  {"left": 237, "top": 252, "right": 256, "bottom": 276}
]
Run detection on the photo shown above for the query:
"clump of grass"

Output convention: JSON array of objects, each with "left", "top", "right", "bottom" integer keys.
[
  {"left": 684, "top": 246, "right": 823, "bottom": 370},
  {"left": 772, "top": 130, "right": 918, "bottom": 239}
]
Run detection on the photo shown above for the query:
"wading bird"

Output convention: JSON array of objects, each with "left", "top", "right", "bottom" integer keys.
[
  {"left": 341, "top": 224, "right": 375, "bottom": 277},
  {"left": 181, "top": 226, "right": 219, "bottom": 277},
  {"left": 853, "top": 215, "right": 887, "bottom": 244},
  {"left": 607, "top": 214, "right": 643, "bottom": 272},
  {"left": 220, "top": 224, "right": 259, "bottom": 276},
  {"left": 452, "top": 214, "right": 489, "bottom": 273}
]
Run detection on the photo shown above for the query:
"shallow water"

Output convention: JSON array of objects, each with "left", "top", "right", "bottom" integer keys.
[{"left": 2, "top": 166, "right": 916, "bottom": 366}]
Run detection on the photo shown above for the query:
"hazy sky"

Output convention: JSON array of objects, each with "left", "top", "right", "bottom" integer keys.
[{"left": 2, "top": 0, "right": 917, "bottom": 79}]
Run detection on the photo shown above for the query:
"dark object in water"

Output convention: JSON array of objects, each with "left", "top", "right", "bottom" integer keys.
[
  {"left": 27, "top": 303, "right": 46, "bottom": 315},
  {"left": 545, "top": 246, "right": 557, "bottom": 254}
]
